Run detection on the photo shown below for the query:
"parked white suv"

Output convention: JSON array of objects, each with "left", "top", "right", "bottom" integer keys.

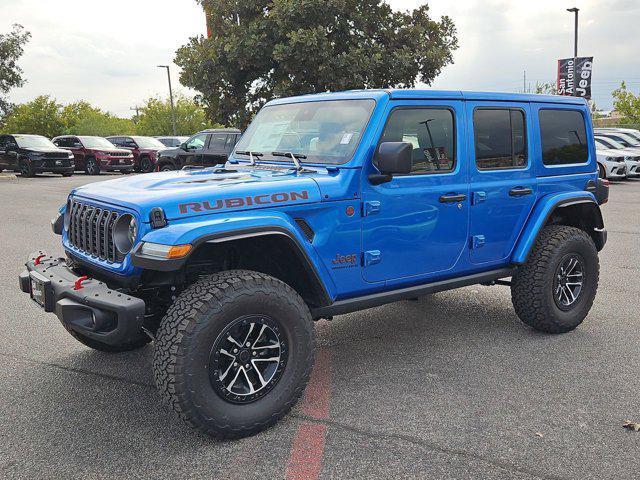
[{"left": 595, "top": 136, "right": 640, "bottom": 178}]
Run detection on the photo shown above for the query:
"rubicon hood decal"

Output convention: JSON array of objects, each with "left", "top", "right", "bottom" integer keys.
[{"left": 179, "top": 191, "right": 310, "bottom": 214}]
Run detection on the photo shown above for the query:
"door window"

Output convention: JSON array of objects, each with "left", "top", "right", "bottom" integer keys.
[
  {"left": 379, "top": 108, "right": 455, "bottom": 174},
  {"left": 186, "top": 133, "right": 207, "bottom": 150},
  {"left": 539, "top": 110, "right": 588, "bottom": 165},
  {"left": 474, "top": 109, "right": 527, "bottom": 170},
  {"left": 208, "top": 134, "right": 227, "bottom": 150}
]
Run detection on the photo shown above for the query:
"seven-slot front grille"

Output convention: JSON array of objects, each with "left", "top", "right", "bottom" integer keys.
[
  {"left": 68, "top": 200, "right": 124, "bottom": 263},
  {"left": 109, "top": 152, "right": 131, "bottom": 157}
]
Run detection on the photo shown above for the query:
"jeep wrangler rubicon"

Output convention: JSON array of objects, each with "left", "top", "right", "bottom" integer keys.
[{"left": 19, "top": 90, "right": 609, "bottom": 438}]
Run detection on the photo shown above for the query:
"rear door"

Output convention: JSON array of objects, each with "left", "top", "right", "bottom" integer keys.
[
  {"left": 467, "top": 102, "right": 537, "bottom": 265},
  {"left": 203, "top": 133, "right": 229, "bottom": 166}
]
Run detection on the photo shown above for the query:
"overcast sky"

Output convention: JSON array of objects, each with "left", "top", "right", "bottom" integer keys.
[{"left": 2, "top": 0, "right": 639, "bottom": 117}]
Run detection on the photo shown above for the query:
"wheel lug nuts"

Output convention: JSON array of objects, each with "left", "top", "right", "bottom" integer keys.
[
  {"left": 245, "top": 342, "right": 251, "bottom": 347},
  {"left": 233, "top": 349, "right": 238, "bottom": 353},
  {"left": 233, "top": 362, "right": 238, "bottom": 367},
  {"left": 252, "top": 351, "right": 256, "bottom": 356},
  {"left": 245, "top": 364, "right": 250, "bottom": 369}
]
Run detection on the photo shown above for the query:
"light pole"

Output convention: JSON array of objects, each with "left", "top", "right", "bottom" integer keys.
[
  {"left": 158, "top": 65, "right": 177, "bottom": 135},
  {"left": 567, "top": 7, "right": 579, "bottom": 96}
]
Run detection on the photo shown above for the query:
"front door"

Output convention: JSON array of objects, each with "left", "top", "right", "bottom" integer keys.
[
  {"left": 180, "top": 133, "right": 207, "bottom": 167},
  {"left": 466, "top": 102, "right": 537, "bottom": 265},
  {"left": 362, "top": 101, "right": 469, "bottom": 283}
]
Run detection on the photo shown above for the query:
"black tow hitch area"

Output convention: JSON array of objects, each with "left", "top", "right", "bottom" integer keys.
[{"left": 19, "top": 251, "right": 146, "bottom": 346}]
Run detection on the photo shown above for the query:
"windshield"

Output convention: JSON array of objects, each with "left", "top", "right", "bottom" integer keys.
[
  {"left": 131, "top": 136, "right": 165, "bottom": 149},
  {"left": 234, "top": 99, "right": 376, "bottom": 165},
  {"left": 14, "top": 135, "right": 58, "bottom": 149},
  {"left": 80, "top": 136, "right": 118, "bottom": 149},
  {"left": 596, "top": 137, "right": 625, "bottom": 150}
]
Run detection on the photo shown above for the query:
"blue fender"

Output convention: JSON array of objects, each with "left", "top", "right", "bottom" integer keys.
[
  {"left": 137, "top": 209, "right": 337, "bottom": 301},
  {"left": 511, "top": 192, "right": 600, "bottom": 265}
]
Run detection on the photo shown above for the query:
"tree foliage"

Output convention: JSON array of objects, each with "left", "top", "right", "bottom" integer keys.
[
  {"left": 2, "top": 95, "right": 64, "bottom": 138},
  {"left": 134, "top": 93, "right": 219, "bottom": 136},
  {"left": 612, "top": 82, "right": 640, "bottom": 125},
  {"left": 1, "top": 96, "right": 135, "bottom": 137},
  {"left": 176, "top": 0, "right": 458, "bottom": 128},
  {"left": 0, "top": 24, "right": 31, "bottom": 119}
]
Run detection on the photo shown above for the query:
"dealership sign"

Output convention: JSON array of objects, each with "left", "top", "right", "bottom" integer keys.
[{"left": 557, "top": 57, "right": 593, "bottom": 99}]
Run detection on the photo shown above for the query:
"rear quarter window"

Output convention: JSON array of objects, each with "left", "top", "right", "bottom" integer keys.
[{"left": 539, "top": 109, "right": 588, "bottom": 166}]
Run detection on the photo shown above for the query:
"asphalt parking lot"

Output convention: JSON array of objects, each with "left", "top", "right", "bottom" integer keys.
[{"left": 1, "top": 173, "right": 639, "bottom": 480}]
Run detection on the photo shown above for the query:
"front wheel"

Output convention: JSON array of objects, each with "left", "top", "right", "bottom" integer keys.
[
  {"left": 19, "top": 159, "right": 36, "bottom": 177},
  {"left": 159, "top": 162, "right": 174, "bottom": 172},
  {"left": 140, "top": 157, "right": 153, "bottom": 173},
  {"left": 153, "top": 270, "right": 315, "bottom": 438},
  {"left": 511, "top": 225, "right": 599, "bottom": 334},
  {"left": 85, "top": 157, "right": 100, "bottom": 175}
]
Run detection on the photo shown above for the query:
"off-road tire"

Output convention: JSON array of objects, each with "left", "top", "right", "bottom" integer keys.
[
  {"left": 153, "top": 270, "right": 315, "bottom": 438},
  {"left": 19, "top": 159, "right": 35, "bottom": 177},
  {"left": 85, "top": 157, "right": 100, "bottom": 175},
  {"left": 63, "top": 325, "right": 151, "bottom": 352},
  {"left": 511, "top": 225, "right": 599, "bottom": 334},
  {"left": 140, "top": 156, "right": 153, "bottom": 173}
]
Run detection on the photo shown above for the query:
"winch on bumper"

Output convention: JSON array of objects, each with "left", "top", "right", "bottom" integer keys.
[{"left": 18, "top": 251, "right": 145, "bottom": 346}]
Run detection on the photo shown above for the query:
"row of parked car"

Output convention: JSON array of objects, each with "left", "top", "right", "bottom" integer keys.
[
  {"left": 0, "top": 129, "right": 242, "bottom": 177},
  {"left": 594, "top": 127, "right": 640, "bottom": 180}
]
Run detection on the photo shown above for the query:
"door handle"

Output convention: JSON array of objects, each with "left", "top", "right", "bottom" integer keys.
[
  {"left": 439, "top": 193, "right": 467, "bottom": 203},
  {"left": 509, "top": 187, "right": 533, "bottom": 197}
]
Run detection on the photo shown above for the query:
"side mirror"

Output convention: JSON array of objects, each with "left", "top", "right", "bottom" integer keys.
[
  {"left": 370, "top": 142, "right": 413, "bottom": 185},
  {"left": 180, "top": 142, "right": 188, "bottom": 151}
]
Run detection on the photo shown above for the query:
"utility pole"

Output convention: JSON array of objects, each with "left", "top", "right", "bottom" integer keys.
[
  {"left": 567, "top": 7, "right": 579, "bottom": 96},
  {"left": 157, "top": 65, "right": 177, "bottom": 135},
  {"left": 130, "top": 106, "right": 141, "bottom": 121},
  {"left": 523, "top": 70, "right": 527, "bottom": 93}
]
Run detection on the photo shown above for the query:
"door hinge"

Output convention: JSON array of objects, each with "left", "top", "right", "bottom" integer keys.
[
  {"left": 362, "top": 201, "right": 381, "bottom": 217},
  {"left": 471, "top": 235, "right": 486, "bottom": 249},
  {"left": 363, "top": 250, "right": 382, "bottom": 266},
  {"left": 472, "top": 191, "right": 487, "bottom": 205}
]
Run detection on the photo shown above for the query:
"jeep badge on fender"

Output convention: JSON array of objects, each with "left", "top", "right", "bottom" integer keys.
[{"left": 19, "top": 89, "right": 607, "bottom": 439}]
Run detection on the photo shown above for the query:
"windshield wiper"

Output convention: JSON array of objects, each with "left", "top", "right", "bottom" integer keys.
[
  {"left": 272, "top": 151, "right": 307, "bottom": 171},
  {"left": 235, "top": 150, "right": 264, "bottom": 166}
]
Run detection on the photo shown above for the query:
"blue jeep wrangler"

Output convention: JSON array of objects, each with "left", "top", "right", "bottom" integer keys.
[{"left": 19, "top": 90, "right": 608, "bottom": 438}]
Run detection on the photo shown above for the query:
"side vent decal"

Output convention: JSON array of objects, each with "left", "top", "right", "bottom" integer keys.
[{"left": 294, "top": 218, "right": 315, "bottom": 243}]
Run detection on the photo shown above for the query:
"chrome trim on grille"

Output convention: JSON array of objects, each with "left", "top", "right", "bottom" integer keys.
[{"left": 67, "top": 200, "right": 124, "bottom": 263}]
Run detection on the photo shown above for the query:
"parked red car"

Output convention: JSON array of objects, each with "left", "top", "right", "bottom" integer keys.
[
  {"left": 106, "top": 136, "right": 166, "bottom": 173},
  {"left": 52, "top": 136, "right": 134, "bottom": 175}
]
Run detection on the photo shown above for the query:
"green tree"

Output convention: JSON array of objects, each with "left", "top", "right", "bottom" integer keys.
[
  {"left": 176, "top": 0, "right": 458, "bottom": 128},
  {"left": 535, "top": 82, "right": 558, "bottom": 95},
  {"left": 612, "top": 82, "right": 640, "bottom": 125},
  {"left": 1, "top": 95, "right": 64, "bottom": 137},
  {"left": 61, "top": 101, "right": 135, "bottom": 136},
  {"left": 0, "top": 24, "right": 31, "bottom": 119},
  {"left": 134, "top": 94, "right": 217, "bottom": 136}
]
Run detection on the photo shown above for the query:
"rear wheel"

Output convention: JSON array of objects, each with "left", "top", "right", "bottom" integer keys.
[
  {"left": 19, "top": 159, "right": 35, "bottom": 177},
  {"left": 153, "top": 270, "right": 315, "bottom": 438},
  {"left": 85, "top": 157, "right": 100, "bottom": 175},
  {"left": 511, "top": 225, "right": 599, "bottom": 334}
]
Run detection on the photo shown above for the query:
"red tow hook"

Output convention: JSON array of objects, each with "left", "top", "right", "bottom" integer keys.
[
  {"left": 34, "top": 254, "right": 46, "bottom": 266},
  {"left": 74, "top": 275, "right": 90, "bottom": 290}
]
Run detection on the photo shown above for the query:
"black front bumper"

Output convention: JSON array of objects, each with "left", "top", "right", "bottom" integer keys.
[{"left": 19, "top": 251, "right": 145, "bottom": 346}]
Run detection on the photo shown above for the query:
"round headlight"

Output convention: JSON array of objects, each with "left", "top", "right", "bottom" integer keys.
[{"left": 113, "top": 214, "right": 137, "bottom": 254}]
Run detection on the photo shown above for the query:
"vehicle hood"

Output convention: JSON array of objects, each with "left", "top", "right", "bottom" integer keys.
[
  {"left": 596, "top": 148, "right": 624, "bottom": 159},
  {"left": 26, "top": 147, "right": 71, "bottom": 155},
  {"left": 71, "top": 166, "right": 324, "bottom": 222}
]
